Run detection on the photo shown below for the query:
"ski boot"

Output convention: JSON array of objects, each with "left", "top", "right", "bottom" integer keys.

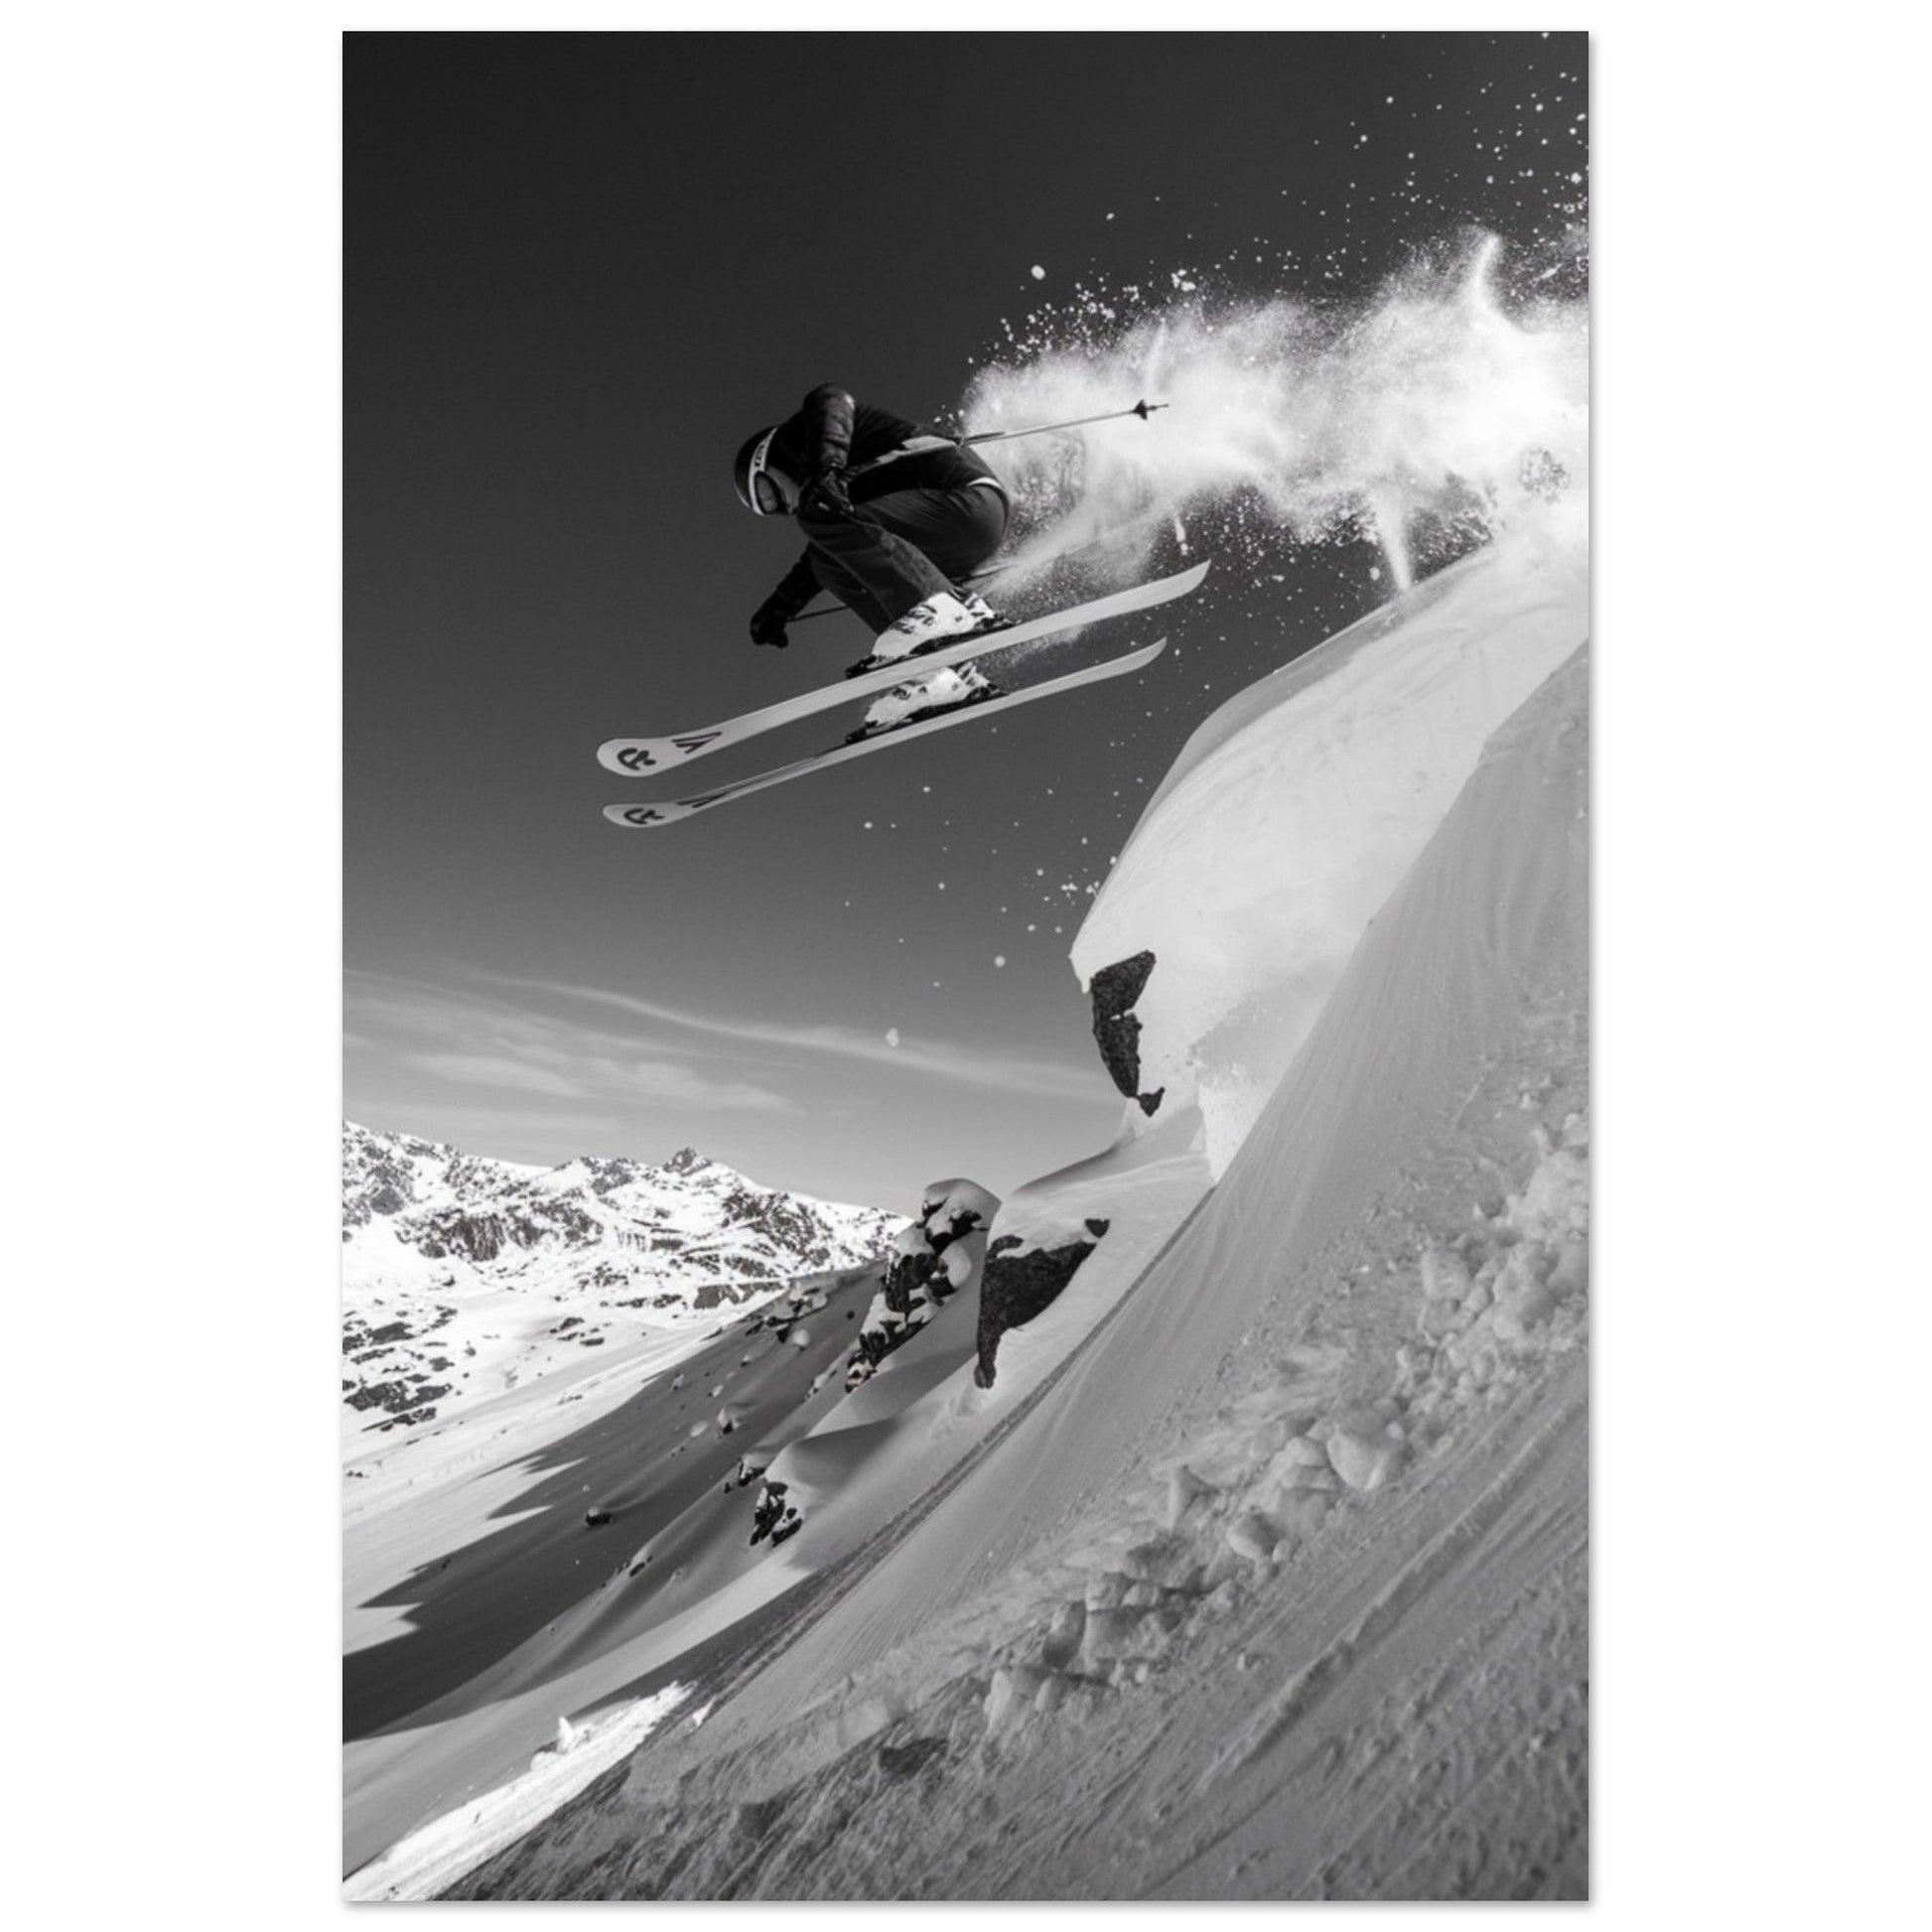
[
  {"left": 845, "top": 663, "right": 1004, "bottom": 743},
  {"left": 845, "top": 590, "right": 1011, "bottom": 677}
]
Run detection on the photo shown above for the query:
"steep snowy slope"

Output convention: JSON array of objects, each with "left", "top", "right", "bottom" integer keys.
[
  {"left": 438, "top": 640, "right": 1587, "bottom": 1900},
  {"left": 343, "top": 1262, "right": 892, "bottom": 1739},
  {"left": 345, "top": 516, "right": 1589, "bottom": 1900}
]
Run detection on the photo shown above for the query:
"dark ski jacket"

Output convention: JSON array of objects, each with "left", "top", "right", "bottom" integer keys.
[
  {"left": 768, "top": 384, "right": 1003, "bottom": 505},
  {"left": 759, "top": 385, "right": 1008, "bottom": 620}
]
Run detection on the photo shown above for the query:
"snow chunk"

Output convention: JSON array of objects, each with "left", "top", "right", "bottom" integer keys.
[
  {"left": 986, "top": 1664, "right": 1047, "bottom": 1731},
  {"left": 1165, "top": 1463, "right": 1213, "bottom": 1530},
  {"left": 1326, "top": 1422, "right": 1405, "bottom": 1492},
  {"left": 1225, "top": 1512, "right": 1279, "bottom": 1563},
  {"left": 938, "top": 1241, "right": 981, "bottom": 1290},
  {"left": 1273, "top": 1487, "right": 1337, "bottom": 1543}
]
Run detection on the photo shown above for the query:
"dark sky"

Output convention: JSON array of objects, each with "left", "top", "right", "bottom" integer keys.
[{"left": 344, "top": 31, "right": 1588, "bottom": 1208}]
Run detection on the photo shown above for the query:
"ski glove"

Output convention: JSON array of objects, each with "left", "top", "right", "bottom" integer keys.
[
  {"left": 796, "top": 464, "right": 858, "bottom": 522},
  {"left": 752, "top": 555, "right": 820, "bottom": 647}
]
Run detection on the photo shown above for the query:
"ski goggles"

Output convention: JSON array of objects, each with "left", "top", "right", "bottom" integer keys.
[{"left": 745, "top": 430, "right": 789, "bottom": 516}]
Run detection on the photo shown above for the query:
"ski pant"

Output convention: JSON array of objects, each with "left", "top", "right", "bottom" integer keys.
[{"left": 798, "top": 483, "right": 1008, "bottom": 632}]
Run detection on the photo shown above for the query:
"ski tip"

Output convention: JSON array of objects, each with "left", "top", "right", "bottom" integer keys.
[
  {"left": 599, "top": 727, "right": 731, "bottom": 775},
  {"left": 604, "top": 800, "right": 693, "bottom": 829},
  {"left": 598, "top": 739, "right": 663, "bottom": 775}
]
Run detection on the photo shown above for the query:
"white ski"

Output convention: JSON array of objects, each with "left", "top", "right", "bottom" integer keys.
[
  {"left": 603, "top": 638, "right": 1168, "bottom": 830},
  {"left": 597, "top": 561, "right": 1207, "bottom": 776}
]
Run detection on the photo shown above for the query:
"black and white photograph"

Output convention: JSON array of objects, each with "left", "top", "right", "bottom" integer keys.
[
  {"left": 22, "top": 9, "right": 1932, "bottom": 1924},
  {"left": 338, "top": 28, "right": 1590, "bottom": 1901}
]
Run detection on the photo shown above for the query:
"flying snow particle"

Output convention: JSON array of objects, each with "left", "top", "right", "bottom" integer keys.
[
  {"left": 886, "top": 1029, "right": 900, "bottom": 1048},
  {"left": 994, "top": 956, "right": 1007, "bottom": 968},
  {"left": 1031, "top": 264, "right": 1046, "bottom": 280}
]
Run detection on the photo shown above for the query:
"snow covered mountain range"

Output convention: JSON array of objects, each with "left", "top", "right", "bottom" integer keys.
[{"left": 343, "top": 1122, "right": 903, "bottom": 1439}]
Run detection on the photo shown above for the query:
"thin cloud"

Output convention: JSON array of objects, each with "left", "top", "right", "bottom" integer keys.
[
  {"left": 409, "top": 1049, "right": 800, "bottom": 1114},
  {"left": 350, "top": 973, "right": 804, "bottom": 1118},
  {"left": 410, "top": 1053, "right": 584, "bottom": 1097},
  {"left": 481, "top": 971, "right": 1102, "bottom": 1100}
]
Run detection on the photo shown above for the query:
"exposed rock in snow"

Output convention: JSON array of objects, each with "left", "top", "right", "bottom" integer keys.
[
  {"left": 974, "top": 1219, "right": 1112, "bottom": 1386},
  {"left": 749, "top": 1479, "right": 801, "bottom": 1548},
  {"left": 919, "top": 1177, "right": 1001, "bottom": 1243},
  {"left": 1086, "top": 948, "right": 1165, "bottom": 1115},
  {"left": 881, "top": 1237, "right": 936, "bottom": 1318}
]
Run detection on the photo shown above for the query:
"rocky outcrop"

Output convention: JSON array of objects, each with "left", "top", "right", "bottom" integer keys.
[
  {"left": 415, "top": 1209, "right": 509, "bottom": 1264},
  {"left": 882, "top": 1242, "right": 937, "bottom": 1318},
  {"left": 749, "top": 1478, "right": 801, "bottom": 1547},
  {"left": 974, "top": 1219, "right": 1112, "bottom": 1387},
  {"left": 1087, "top": 951, "right": 1165, "bottom": 1116},
  {"left": 880, "top": 1181, "right": 993, "bottom": 1318}
]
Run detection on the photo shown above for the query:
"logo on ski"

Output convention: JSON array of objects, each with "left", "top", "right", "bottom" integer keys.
[{"left": 613, "top": 731, "right": 727, "bottom": 772}]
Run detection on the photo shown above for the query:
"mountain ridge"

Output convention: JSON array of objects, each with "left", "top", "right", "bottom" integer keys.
[{"left": 342, "top": 1121, "right": 903, "bottom": 1442}]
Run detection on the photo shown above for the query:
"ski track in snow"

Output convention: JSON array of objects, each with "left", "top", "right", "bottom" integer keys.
[{"left": 345, "top": 518, "right": 1589, "bottom": 1900}]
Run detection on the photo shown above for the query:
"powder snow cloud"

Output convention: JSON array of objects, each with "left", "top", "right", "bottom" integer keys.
[{"left": 966, "top": 232, "right": 1587, "bottom": 594}]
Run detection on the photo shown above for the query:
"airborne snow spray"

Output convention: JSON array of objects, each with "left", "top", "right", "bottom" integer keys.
[{"left": 961, "top": 232, "right": 1588, "bottom": 596}]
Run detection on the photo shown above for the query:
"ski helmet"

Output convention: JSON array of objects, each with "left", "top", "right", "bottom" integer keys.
[{"left": 733, "top": 427, "right": 790, "bottom": 515}]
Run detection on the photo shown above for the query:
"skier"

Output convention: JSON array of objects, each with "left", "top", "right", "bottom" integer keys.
[{"left": 733, "top": 384, "right": 1013, "bottom": 730}]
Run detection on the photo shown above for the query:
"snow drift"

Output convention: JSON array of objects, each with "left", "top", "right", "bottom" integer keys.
[
  {"left": 1070, "top": 510, "right": 1586, "bottom": 1178},
  {"left": 345, "top": 510, "right": 1588, "bottom": 1900}
]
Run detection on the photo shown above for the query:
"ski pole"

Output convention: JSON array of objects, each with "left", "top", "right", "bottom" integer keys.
[{"left": 957, "top": 398, "right": 1168, "bottom": 448}]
